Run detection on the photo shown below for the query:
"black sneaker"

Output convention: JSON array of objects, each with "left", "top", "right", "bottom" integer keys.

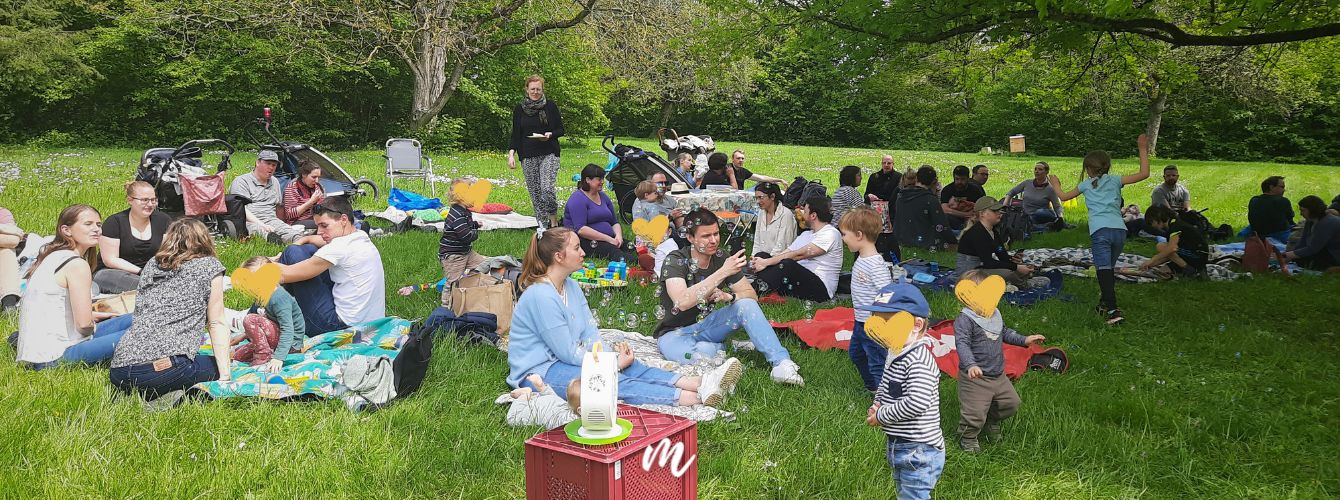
[
  {"left": 0, "top": 293, "right": 18, "bottom": 310},
  {"left": 266, "top": 231, "right": 284, "bottom": 245},
  {"left": 1104, "top": 308, "right": 1125, "bottom": 325}
]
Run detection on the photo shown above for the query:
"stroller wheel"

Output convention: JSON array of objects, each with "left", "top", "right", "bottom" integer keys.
[
  {"left": 354, "top": 179, "right": 380, "bottom": 201},
  {"left": 220, "top": 220, "right": 238, "bottom": 239}
]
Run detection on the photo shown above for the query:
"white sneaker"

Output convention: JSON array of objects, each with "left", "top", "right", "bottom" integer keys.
[
  {"left": 770, "top": 360, "right": 804, "bottom": 386},
  {"left": 730, "top": 340, "right": 756, "bottom": 352},
  {"left": 699, "top": 357, "right": 743, "bottom": 407}
]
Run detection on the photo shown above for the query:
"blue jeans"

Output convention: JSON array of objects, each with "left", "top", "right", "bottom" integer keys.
[
  {"left": 657, "top": 299, "right": 791, "bottom": 366},
  {"left": 25, "top": 314, "right": 135, "bottom": 370},
  {"left": 849, "top": 321, "right": 888, "bottom": 391},
  {"left": 109, "top": 354, "right": 219, "bottom": 398},
  {"left": 886, "top": 438, "right": 945, "bottom": 500},
  {"left": 1030, "top": 209, "right": 1058, "bottom": 224},
  {"left": 1089, "top": 227, "right": 1127, "bottom": 270},
  {"left": 278, "top": 243, "right": 347, "bottom": 335},
  {"left": 535, "top": 359, "right": 681, "bottom": 406}
]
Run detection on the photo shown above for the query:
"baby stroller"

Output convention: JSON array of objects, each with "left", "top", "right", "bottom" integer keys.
[
  {"left": 243, "top": 107, "right": 380, "bottom": 201},
  {"left": 136, "top": 139, "right": 244, "bottom": 239},
  {"left": 657, "top": 128, "right": 715, "bottom": 158},
  {"left": 603, "top": 134, "right": 692, "bottom": 224}
]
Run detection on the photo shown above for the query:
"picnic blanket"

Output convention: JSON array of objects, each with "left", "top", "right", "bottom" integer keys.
[
  {"left": 769, "top": 307, "right": 855, "bottom": 351},
  {"left": 192, "top": 317, "right": 412, "bottom": 403},
  {"left": 898, "top": 260, "right": 1069, "bottom": 306},
  {"left": 365, "top": 207, "right": 538, "bottom": 231},
  {"left": 495, "top": 328, "right": 735, "bottom": 425},
  {"left": 1017, "top": 247, "right": 1244, "bottom": 283}
]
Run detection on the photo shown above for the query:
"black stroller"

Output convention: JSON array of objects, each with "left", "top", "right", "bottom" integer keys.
[
  {"left": 136, "top": 139, "right": 245, "bottom": 239},
  {"left": 603, "top": 134, "right": 692, "bottom": 224},
  {"left": 242, "top": 108, "right": 380, "bottom": 201}
]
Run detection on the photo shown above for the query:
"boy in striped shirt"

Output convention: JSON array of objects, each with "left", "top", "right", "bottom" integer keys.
[
  {"left": 861, "top": 279, "right": 944, "bottom": 500},
  {"left": 439, "top": 184, "right": 491, "bottom": 305},
  {"left": 840, "top": 207, "right": 894, "bottom": 391}
]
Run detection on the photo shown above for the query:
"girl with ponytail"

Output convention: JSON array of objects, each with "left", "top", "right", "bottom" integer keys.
[{"left": 1048, "top": 135, "right": 1151, "bottom": 325}]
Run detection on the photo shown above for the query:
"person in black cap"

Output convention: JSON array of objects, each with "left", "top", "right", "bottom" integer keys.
[{"left": 229, "top": 150, "right": 304, "bottom": 244}]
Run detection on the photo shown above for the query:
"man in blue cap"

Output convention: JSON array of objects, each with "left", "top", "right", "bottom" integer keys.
[{"left": 860, "top": 278, "right": 944, "bottom": 500}]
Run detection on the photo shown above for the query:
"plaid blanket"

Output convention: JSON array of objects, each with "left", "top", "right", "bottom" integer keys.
[
  {"left": 1017, "top": 247, "right": 1244, "bottom": 283},
  {"left": 192, "top": 317, "right": 412, "bottom": 401},
  {"left": 495, "top": 328, "right": 735, "bottom": 424}
]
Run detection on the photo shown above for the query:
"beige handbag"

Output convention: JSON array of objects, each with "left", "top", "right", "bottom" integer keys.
[{"left": 447, "top": 273, "right": 514, "bottom": 334}]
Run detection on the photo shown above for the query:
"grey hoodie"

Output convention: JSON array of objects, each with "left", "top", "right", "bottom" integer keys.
[{"left": 953, "top": 308, "right": 1029, "bottom": 377}]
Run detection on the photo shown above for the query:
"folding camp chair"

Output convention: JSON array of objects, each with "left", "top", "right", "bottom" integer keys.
[{"left": 384, "top": 138, "right": 437, "bottom": 195}]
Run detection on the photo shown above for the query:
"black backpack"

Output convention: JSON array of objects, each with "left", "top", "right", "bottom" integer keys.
[
  {"left": 782, "top": 177, "right": 827, "bottom": 210},
  {"left": 392, "top": 317, "right": 436, "bottom": 399},
  {"left": 998, "top": 197, "right": 1032, "bottom": 245}
]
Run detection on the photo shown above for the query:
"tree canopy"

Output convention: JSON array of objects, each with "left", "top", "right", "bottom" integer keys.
[{"left": 2, "top": 0, "right": 1338, "bottom": 163}]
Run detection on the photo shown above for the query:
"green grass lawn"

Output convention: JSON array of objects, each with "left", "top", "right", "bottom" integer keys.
[{"left": 1, "top": 140, "right": 1338, "bottom": 498}]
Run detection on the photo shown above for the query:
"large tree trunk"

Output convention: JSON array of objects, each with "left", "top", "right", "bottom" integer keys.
[
  {"left": 656, "top": 99, "right": 676, "bottom": 133},
  {"left": 408, "top": 45, "right": 468, "bottom": 132},
  {"left": 1145, "top": 84, "right": 1169, "bottom": 158}
]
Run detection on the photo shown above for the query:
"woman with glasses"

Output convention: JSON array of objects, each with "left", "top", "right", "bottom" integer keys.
[{"left": 96, "top": 181, "right": 172, "bottom": 293}]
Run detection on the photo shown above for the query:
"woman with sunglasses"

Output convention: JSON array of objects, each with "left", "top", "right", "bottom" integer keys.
[
  {"left": 954, "top": 196, "right": 1049, "bottom": 289},
  {"left": 95, "top": 181, "right": 172, "bottom": 293}
]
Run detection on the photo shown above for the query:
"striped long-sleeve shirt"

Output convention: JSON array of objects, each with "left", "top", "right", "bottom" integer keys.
[
  {"left": 874, "top": 336, "right": 944, "bottom": 449},
  {"left": 281, "top": 181, "right": 317, "bottom": 223},
  {"left": 438, "top": 204, "right": 479, "bottom": 258}
]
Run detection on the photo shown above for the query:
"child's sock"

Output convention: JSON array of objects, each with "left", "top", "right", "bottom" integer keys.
[{"left": 1096, "top": 268, "right": 1117, "bottom": 309}]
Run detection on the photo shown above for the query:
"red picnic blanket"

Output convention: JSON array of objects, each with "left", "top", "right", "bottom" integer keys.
[
  {"left": 771, "top": 309, "right": 1060, "bottom": 380},
  {"left": 769, "top": 307, "right": 855, "bottom": 351}
]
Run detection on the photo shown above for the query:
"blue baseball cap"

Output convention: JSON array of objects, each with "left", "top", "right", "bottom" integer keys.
[{"left": 856, "top": 277, "right": 931, "bottom": 317}]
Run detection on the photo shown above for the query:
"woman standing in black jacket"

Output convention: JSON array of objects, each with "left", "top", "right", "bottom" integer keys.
[{"left": 508, "top": 75, "right": 566, "bottom": 229}]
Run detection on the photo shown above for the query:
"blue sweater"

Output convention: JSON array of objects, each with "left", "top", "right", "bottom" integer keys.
[{"left": 507, "top": 277, "right": 600, "bottom": 388}]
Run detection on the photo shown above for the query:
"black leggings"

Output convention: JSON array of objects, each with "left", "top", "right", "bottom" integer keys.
[
  {"left": 580, "top": 237, "right": 635, "bottom": 262},
  {"left": 752, "top": 253, "right": 832, "bottom": 302}
]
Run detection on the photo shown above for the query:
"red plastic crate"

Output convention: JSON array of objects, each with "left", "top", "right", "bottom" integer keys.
[{"left": 525, "top": 405, "right": 698, "bottom": 500}]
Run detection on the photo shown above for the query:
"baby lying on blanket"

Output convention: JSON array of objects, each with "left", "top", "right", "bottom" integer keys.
[{"left": 501, "top": 374, "right": 578, "bottom": 430}]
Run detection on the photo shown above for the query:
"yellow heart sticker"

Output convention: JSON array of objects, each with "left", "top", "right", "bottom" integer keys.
[
  {"left": 631, "top": 215, "right": 671, "bottom": 246},
  {"left": 231, "top": 262, "right": 281, "bottom": 305},
  {"left": 866, "top": 311, "right": 916, "bottom": 350},
  {"left": 954, "top": 274, "right": 1006, "bottom": 318},
  {"left": 451, "top": 179, "right": 493, "bottom": 209}
]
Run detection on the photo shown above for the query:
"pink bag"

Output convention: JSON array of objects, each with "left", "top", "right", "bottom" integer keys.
[{"left": 180, "top": 173, "right": 227, "bottom": 216}]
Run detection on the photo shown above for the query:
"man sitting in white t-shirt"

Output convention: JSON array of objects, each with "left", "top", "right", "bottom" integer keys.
[
  {"left": 275, "top": 196, "right": 386, "bottom": 334},
  {"left": 749, "top": 196, "right": 843, "bottom": 302}
]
